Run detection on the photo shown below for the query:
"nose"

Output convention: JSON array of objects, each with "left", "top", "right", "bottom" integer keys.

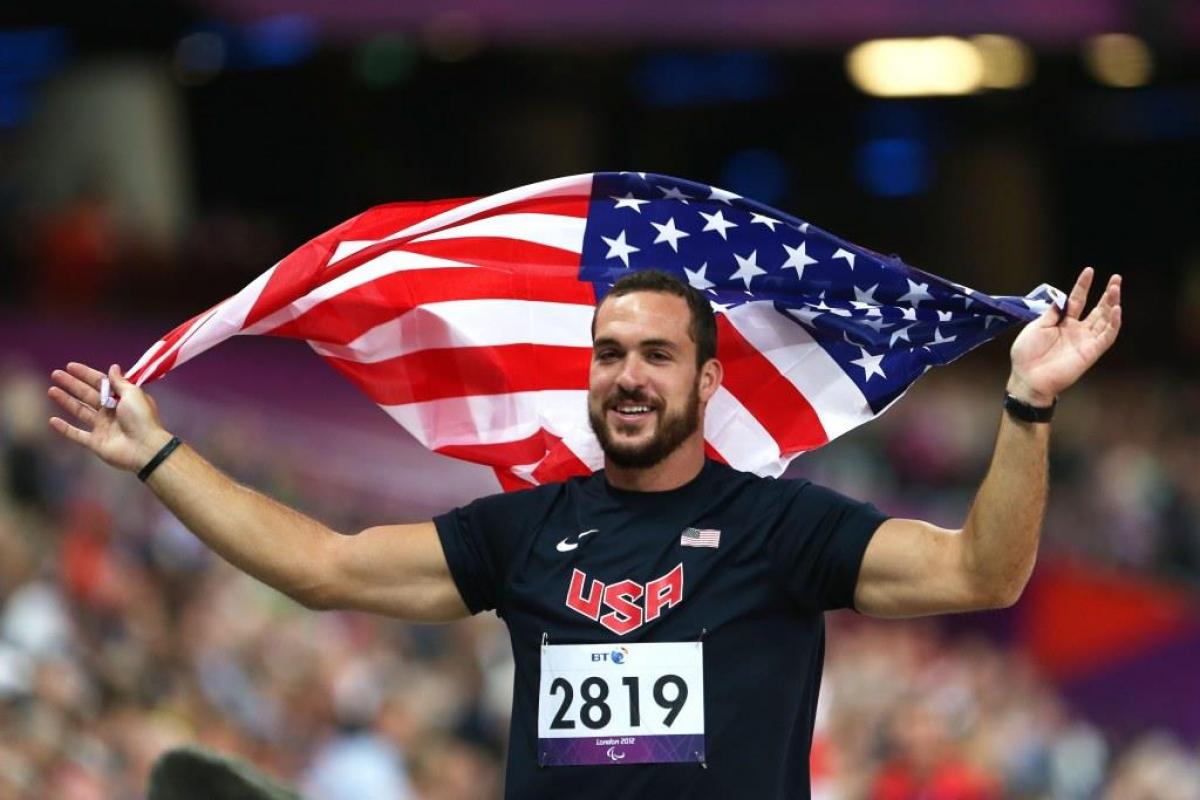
[{"left": 615, "top": 353, "right": 648, "bottom": 393}]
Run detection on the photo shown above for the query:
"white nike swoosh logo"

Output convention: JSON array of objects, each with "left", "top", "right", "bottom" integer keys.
[{"left": 556, "top": 529, "right": 599, "bottom": 553}]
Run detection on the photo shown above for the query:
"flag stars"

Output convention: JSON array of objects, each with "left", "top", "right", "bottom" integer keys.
[
  {"left": 749, "top": 213, "right": 781, "bottom": 231},
  {"left": 930, "top": 327, "right": 957, "bottom": 345},
  {"left": 850, "top": 348, "right": 887, "bottom": 380},
  {"left": 657, "top": 185, "right": 693, "bottom": 203},
  {"left": 851, "top": 283, "right": 880, "bottom": 309},
  {"left": 781, "top": 242, "right": 817, "bottom": 279},
  {"left": 684, "top": 263, "right": 716, "bottom": 291},
  {"left": 898, "top": 279, "right": 933, "bottom": 308},
  {"left": 832, "top": 248, "right": 856, "bottom": 268},
  {"left": 889, "top": 323, "right": 916, "bottom": 347},
  {"left": 730, "top": 250, "right": 767, "bottom": 289},
  {"left": 698, "top": 209, "right": 738, "bottom": 240},
  {"left": 601, "top": 230, "right": 640, "bottom": 267},
  {"left": 611, "top": 193, "right": 649, "bottom": 213},
  {"left": 707, "top": 186, "right": 741, "bottom": 204},
  {"left": 651, "top": 217, "right": 690, "bottom": 252}
]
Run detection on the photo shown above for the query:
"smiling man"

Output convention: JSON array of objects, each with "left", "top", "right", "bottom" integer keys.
[{"left": 49, "top": 267, "right": 1121, "bottom": 799}]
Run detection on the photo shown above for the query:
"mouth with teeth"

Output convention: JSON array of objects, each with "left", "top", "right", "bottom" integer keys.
[{"left": 609, "top": 400, "right": 659, "bottom": 425}]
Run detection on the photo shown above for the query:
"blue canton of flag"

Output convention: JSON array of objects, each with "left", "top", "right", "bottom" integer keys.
[{"left": 578, "top": 172, "right": 1064, "bottom": 416}]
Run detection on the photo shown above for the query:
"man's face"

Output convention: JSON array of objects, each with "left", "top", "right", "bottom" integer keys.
[{"left": 588, "top": 292, "right": 707, "bottom": 469}]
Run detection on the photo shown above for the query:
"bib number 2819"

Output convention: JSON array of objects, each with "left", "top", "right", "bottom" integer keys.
[{"left": 537, "top": 641, "right": 704, "bottom": 766}]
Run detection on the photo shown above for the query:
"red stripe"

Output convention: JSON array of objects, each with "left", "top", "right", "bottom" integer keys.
[
  {"left": 438, "top": 428, "right": 593, "bottom": 486},
  {"left": 321, "top": 343, "right": 592, "bottom": 405},
  {"left": 715, "top": 316, "right": 828, "bottom": 456},
  {"left": 241, "top": 189, "right": 590, "bottom": 331},
  {"left": 264, "top": 258, "right": 595, "bottom": 345},
  {"left": 436, "top": 430, "right": 557, "bottom": 466},
  {"left": 494, "top": 468, "right": 536, "bottom": 492}
]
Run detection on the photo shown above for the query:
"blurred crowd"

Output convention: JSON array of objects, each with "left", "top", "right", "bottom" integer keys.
[{"left": 0, "top": 353, "right": 1198, "bottom": 797}]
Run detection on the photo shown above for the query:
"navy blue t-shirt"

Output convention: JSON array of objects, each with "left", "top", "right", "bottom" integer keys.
[{"left": 434, "top": 460, "right": 887, "bottom": 799}]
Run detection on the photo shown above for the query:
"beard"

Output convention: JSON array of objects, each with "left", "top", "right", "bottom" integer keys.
[{"left": 588, "top": 379, "right": 702, "bottom": 470}]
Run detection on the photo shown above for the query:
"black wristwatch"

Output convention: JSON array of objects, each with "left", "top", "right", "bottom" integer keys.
[{"left": 1003, "top": 392, "right": 1056, "bottom": 423}]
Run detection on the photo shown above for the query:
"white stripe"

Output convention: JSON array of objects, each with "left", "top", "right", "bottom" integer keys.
[
  {"left": 381, "top": 388, "right": 591, "bottom": 450},
  {"left": 703, "top": 387, "right": 784, "bottom": 476},
  {"left": 309, "top": 299, "right": 594, "bottom": 361},
  {"left": 328, "top": 173, "right": 595, "bottom": 265},
  {"left": 242, "top": 251, "right": 478, "bottom": 336},
  {"left": 172, "top": 264, "right": 281, "bottom": 367},
  {"left": 138, "top": 307, "right": 218, "bottom": 382},
  {"left": 330, "top": 240, "right": 375, "bottom": 263},
  {"left": 724, "top": 302, "right": 873, "bottom": 441},
  {"left": 411, "top": 213, "right": 587, "bottom": 254},
  {"left": 128, "top": 339, "right": 166, "bottom": 384}
]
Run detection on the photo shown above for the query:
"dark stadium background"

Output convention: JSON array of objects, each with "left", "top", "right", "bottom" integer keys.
[{"left": 0, "top": 1, "right": 1198, "bottom": 797}]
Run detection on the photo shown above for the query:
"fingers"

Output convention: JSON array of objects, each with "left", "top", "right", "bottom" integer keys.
[
  {"left": 65, "top": 362, "right": 107, "bottom": 390},
  {"left": 51, "top": 368, "right": 102, "bottom": 409},
  {"left": 47, "top": 385, "right": 98, "bottom": 427},
  {"left": 1064, "top": 266, "right": 1095, "bottom": 320},
  {"left": 48, "top": 416, "right": 92, "bottom": 447}
]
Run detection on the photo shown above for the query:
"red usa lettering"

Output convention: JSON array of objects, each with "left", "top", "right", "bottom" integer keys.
[{"left": 564, "top": 563, "right": 684, "bottom": 636}]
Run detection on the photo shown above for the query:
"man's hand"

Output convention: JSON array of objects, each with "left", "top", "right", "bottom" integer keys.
[
  {"left": 1007, "top": 267, "right": 1122, "bottom": 405},
  {"left": 48, "top": 362, "right": 174, "bottom": 474}
]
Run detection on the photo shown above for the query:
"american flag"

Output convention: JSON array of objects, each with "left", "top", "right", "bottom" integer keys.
[
  {"left": 125, "top": 172, "right": 1062, "bottom": 492},
  {"left": 680, "top": 528, "right": 722, "bottom": 549}
]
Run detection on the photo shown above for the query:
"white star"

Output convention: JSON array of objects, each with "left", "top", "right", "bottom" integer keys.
[
  {"left": 952, "top": 283, "right": 975, "bottom": 308},
  {"left": 898, "top": 279, "right": 933, "bottom": 308},
  {"left": 657, "top": 185, "right": 692, "bottom": 203},
  {"left": 749, "top": 213, "right": 781, "bottom": 231},
  {"left": 850, "top": 348, "right": 887, "bottom": 381},
  {"left": 611, "top": 193, "right": 649, "bottom": 213},
  {"left": 937, "top": 310, "right": 953, "bottom": 322},
  {"left": 797, "top": 222, "right": 810, "bottom": 233},
  {"left": 901, "top": 307, "right": 918, "bottom": 321},
  {"left": 861, "top": 316, "right": 892, "bottom": 333},
  {"left": 601, "top": 230, "right": 640, "bottom": 267},
  {"left": 781, "top": 242, "right": 817, "bottom": 279},
  {"left": 619, "top": 171, "right": 649, "bottom": 180},
  {"left": 699, "top": 209, "right": 738, "bottom": 240},
  {"left": 850, "top": 284, "right": 880, "bottom": 310},
  {"left": 730, "top": 250, "right": 766, "bottom": 289},
  {"left": 710, "top": 299, "right": 733, "bottom": 314},
  {"left": 787, "top": 305, "right": 823, "bottom": 325},
  {"left": 832, "top": 248, "right": 856, "bottom": 268},
  {"left": 812, "top": 294, "right": 852, "bottom": 317},
  {"left": 684, "top": 262, "right": 716, "bottom": 291},
  {"left": 1023, "top": 297, "right": 1051, "bottom": 312},
  {"left": 707, "top": 186, "right": 741, "bottom": 204},
  {"left": 889, "top": 324, "right": 916, "bottom": 347},
  {"left": 930, "top": 327, "right": 957, "bottom": 345},
  {"left": 650, "top": 217, "right": 690, "bottom": 252}
]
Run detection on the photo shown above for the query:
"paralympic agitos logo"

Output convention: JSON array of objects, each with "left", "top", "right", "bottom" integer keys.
[{"left": 564, "top": 564, "right": 684, "bottom": 636}]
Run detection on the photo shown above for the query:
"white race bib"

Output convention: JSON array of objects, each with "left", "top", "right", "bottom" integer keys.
[{"left": 537, "top": 640, "right": 705, "bottom": 766}]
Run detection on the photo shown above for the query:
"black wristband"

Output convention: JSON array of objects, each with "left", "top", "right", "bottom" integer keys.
[
  {"left": 1003, "top": 392, "right": 1056, "bottom": 423},
  {"left": 138, "top": 436, "right": 182, "bottom": 481}
]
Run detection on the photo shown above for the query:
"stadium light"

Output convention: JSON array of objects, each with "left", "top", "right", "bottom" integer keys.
[
  {"left": 846, "top": 37, "right": 985, "bottom": 97},
  {"left": 970, "top": 34, "right": 1034, "bottom": 89},
  {"left": 1083, "top": 33, "right": 1153, "bottom": 88}
]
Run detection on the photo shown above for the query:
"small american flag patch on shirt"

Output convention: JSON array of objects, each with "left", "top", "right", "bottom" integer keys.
[{"left": 680, "top": 527, "right": 721, "bottom": 548}]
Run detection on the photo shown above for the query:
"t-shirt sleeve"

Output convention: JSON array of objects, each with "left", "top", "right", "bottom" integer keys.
[
  {"left": 433, "top": 489, "right": 544, "bottom": 616},
  {"left": 763, "top": 480, "right": 889, "bottom": 612}
]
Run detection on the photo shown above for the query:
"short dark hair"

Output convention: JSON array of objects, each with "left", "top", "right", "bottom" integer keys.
[{"left": 592, "top": 270, "right": 718, "bottom": 368}]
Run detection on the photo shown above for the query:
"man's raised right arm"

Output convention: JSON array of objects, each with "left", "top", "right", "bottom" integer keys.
[{"left": 48, "top": 362, "right": 470, "bottom": 622}]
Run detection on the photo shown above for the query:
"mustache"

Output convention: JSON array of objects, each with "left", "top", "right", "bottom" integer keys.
[{"left": 604, "top": 389, "right": 660, "bottom": 409}]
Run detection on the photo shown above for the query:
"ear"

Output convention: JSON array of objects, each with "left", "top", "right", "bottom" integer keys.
[{"left": 698, "top": 358, "right": 723, "bottom": 403}]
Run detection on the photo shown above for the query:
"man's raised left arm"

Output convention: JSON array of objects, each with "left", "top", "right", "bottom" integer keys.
[{"left": 854, "top": 267, "right": 1122, "bottom": 618}]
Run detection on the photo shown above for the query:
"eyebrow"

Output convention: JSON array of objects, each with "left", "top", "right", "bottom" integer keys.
[{"left": 592, "top": 337, "right": 680, "bottom": 351}]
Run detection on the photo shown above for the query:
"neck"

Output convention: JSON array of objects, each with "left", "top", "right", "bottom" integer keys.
[{"left": 603, "top": 433, "right": 706, "bottom": 492}]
